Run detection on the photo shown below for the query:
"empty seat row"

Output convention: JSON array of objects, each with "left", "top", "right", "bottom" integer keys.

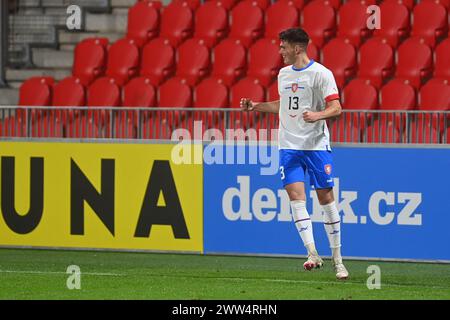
[
  {"left": 126, "top": 0, "right": 449, "bottom": 51},
  {"left": 16, "top": 74, "right": 450, "bottom": 113}
]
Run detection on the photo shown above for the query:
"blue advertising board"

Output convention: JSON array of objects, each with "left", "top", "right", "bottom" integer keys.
[{"left": 203, "top": 145, "right": 450, "bottom": 261}]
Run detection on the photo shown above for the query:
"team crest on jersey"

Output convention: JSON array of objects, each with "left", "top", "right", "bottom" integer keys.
[
  {"left": 292, "top": 83, "right": 298, "bottom": 92},
  {"left": 324, "top": 164, "right": 332, "bottom": 175}
]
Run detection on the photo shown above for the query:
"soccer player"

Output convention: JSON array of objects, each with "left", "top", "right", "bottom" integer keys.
[{"left": 240, "top": 28, "right": 349, "bottom": 280}]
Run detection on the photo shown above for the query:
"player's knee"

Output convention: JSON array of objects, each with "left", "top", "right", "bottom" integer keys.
[
  {"left": 287, "top": 189, "right": 306, "bottom": 201},
  {"left": 317, "top": 188, "right": 334, "bottom": 205}
]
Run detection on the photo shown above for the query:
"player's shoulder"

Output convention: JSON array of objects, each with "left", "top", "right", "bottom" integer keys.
[
  {"left": 309, "top": 61, "right": 333, "bottom": 76},
  {"left": 279, "top": 65, "right": 293, "bottom": 75}
]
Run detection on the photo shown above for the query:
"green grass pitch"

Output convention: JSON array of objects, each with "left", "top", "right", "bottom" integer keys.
[{"left": 1, "top": 248, "right": 450, "bottom": 300}]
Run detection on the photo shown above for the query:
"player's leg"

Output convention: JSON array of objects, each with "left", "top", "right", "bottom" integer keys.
[
  {"left": 305, "top": 151, "right": 349, "bottom": 279},
  {"left": 280, "top": 149, "right": 323, "bottom": 270},
  {"left": 285, "top": 182, "right": 323, "bottom": 270}
]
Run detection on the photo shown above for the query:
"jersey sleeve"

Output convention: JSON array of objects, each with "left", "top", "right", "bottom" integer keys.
[{"left": 319, "top": 69, "right": 340, "bottom": 102}]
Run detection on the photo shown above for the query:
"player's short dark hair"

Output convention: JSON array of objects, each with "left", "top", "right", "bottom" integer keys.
[{"left": 279, "top": 28, "right": 310, "bottom": 49}]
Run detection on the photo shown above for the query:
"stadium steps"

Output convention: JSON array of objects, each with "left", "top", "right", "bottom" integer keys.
[
  {"left": 32, "top": 48, "right": 74, "bottom": 68},
  {"left": 0, "top": 88, "right": 19, "bottom": 106}
]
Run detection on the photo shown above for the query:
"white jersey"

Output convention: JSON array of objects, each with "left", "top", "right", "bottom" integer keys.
[{"left": 277, "top": 60, "right": 339, "bottom": 150}]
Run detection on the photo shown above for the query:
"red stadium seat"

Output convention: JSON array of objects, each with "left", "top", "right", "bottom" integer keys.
[
  {"left": 88, "top": 77, "right": 121, "bottom": 107},
  {"left": 19, "top": 76, "right": 54, "bottom": 125},
  {"left": 53, "top": 77, "right": 86, "bottom": 107},
  {"left": 126, "top": 0, "right": 160, "bottom": 48},
  {"left": 52, "top": 76, "right": 86, "bottom": 124},
  {"left": 342, "top": 79, "right": 378, "bottom": 110},
  {"left": 357, "top": 38, "right": 394, "bottom": 88},
  {"left": 66, "top": 116, "right": 101, "bottom": 139},
  {"left": 72, "top": 37, "right": 108, "bottom": 86},
  {"left": 409, "top": 78, "right": 450, "bottom": 143},
  {"left": 159, "top": 77, "right": 192, "bottom": 108},
  {"left": 176, "top": 38, "right": 211, "bottom": 86},
  {"left": 159, "top": 2, "right": 193, "bottom": 47},
  {"left": 247, "top": 38, "right": 283, "bottom": 87},
  {"left": 211, "top": 38, "right": 247, "bottom": 86},
  {"left": 230, "top": 77, "right": 265, "bottom": 128},
  {"left": 301, "top": 0, "right": 336, "bottom": 49},
  {"left": 373, "top": 2, "right": 410, "bottom": 48},
  {"left": 419, "top": 78, "right": 450, "bottom": 111},
  {"left": 321, "top": 38, "right": 356, "bottom": 90},
  {"left": 229, "top": 1, "right": 264, "bottom": 48},
  {"left": 140, "top": 38, "right": 175, "bottom": 86},
  {"left": 434, "top": 38, "right": 450, "bottom": 81},
  {"left": 122, "top": 76, "right": 156, "bottom": 134},
  {"left": 307, "top": 42, "right": 320, "bottom": 62},
  {"left": 19, "top": 76, "right": 54, "bottom": 106},
  {"left": 195, "top": 77, "right": 229, "bottom": 108},
  {"left": 380, "top": 79, "right": 416, "bottom": 111},
  {"left": 30, "top": 115, "right": 64, "bottom": 138},
  {"left": 265, "top": 1, "right": 299, "bottom": 41},
  {"left": 194, "top": 1, "right": 228, "bottom": 48},
  {"left": 249, "top": 0, "right": 271, "bottom": 10},
  {"left": 105, "top": 38, "right": 139, "bottom": 86},
  {"left": 207, "top": 0, "right": 238, "bottom": 10},
  {"left": 268, "top": 81, "right": 279, "bottom": 101},
  {"left": 172, "top": 0, "right": 201, "bottom": 10},
  {"left": 379, "top": 79, "right": 416, "bottom": 132},
  {"left": 0, "top": 116, "right": 26, "bottom": 138},
  {"left": 383, "top": 0, "right": 415, "bottom": 11},
  {"left": 365, "top": 119, "right": 402, "bottom": 143},
  {"left": 194, "top": 77, "right": 229, "bottom": 129},
  {"left": 445, "top": 126, "right": 450, "bottom": 143},
  {"left": 412, "top": 2, "right": 448, "bottom": 48},
  {"left": 329, "top": 117, "right": 362, "bottom": 143},
  {"left": 395, "top": 37, "right": 433, "bottom": 89},
  {"left": 123, "top": 77, "right": 156, "bottom": 108},
  {"left": 422, "top": 0, "right": 449, "bottom": 9},
  {"left": 409, "top": 120, "right": 441, "bottom": 144},
  {"left": 337, "top": 1, "right": 372, "bottom": 47},
  {"left": 152, "top": 77, "right": 192, "bottom": 136},
  {"left": 278, "top": 0, "right": 305, "bottom": 10}
]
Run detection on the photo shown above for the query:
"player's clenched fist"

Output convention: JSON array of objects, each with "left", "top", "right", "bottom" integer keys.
[{"left": 240, "top": 98, "right": 254, "bottom": 111}]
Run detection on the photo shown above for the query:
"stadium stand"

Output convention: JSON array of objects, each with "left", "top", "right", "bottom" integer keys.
[
  {"left": 301, "top": 0, "right": 336, "bottom": 49},
  {"left": 1, "top": 0, "right": 449, "bottom": 144},
  {"left": 176, "top": 38, "right": 211, "bottom": 86},
  {"left": 228, "top": 1, "right": 264, "bottom": 48},
  {"left": 321, "top": 38, "right": 357, "bottom": 90},
  {"left": 126, "top": 0, "right": 160, "bottom": 48},
  {"left": 265, "top": 0, "right": 299, "bottom": 41},
  {"left": 159, "top": 1, "right": 194, "bottom": 48},
  {"left": 72, "top": 38, "right": 108, "bottom": 86},
  {"left": 140, "top": 38, "right": 176, "bottom": 87},
  {"left": 373, "top": 1, "right": 410, "bottom": 48},
  {"left": 211, "top": 38, "right": 247, "bottom": 86},
  {"left": 193, "top": 0, "right": 229, "bottom": 48}
]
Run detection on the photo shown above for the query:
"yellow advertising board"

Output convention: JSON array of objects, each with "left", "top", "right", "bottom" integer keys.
[{"left": 0, "top": 141, "right": 203, "bottom": 253}]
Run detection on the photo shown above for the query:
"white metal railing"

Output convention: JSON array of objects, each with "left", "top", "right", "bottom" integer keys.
[{"left": 0, "top": 106, "right": 449, "bottom": 144}]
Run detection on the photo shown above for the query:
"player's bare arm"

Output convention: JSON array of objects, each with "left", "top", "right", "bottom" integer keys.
[
  {"left": 302, "top": 99, "right": 342, "bottom": 123},
  {"left": 240, "top": 98, "right": 280, "bottom": 113}
]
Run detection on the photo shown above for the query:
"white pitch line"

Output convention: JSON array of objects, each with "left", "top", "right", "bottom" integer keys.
[
  {"left": 153, "top": 274, "right": 450, "bottom": 290},
  {"left": 0, "top": 270, "right": 124, "bottom": 276}
]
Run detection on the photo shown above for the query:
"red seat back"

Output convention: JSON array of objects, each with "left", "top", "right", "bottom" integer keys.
[
  {"left": 321, "top": 38, "right": 356, "bottom": 89},
  {"left": 73, "top": 37, "right": 108, "bottom": 86},
  {"left": 301, "top": 0, "right": 336, "bottom": 48},
  {"left": 229, "top": 1, "right": 264, "bottom": 48},
  {"left": 140, "top": 38, "right": 175, "bottom": 86},
  {"left": 194, "top": 1, "right": 228, "bottom": 48},
  {"left": 176, "top": 38, "right": 211, "bottom": 86},
  {"left": 212, "top": 39, "right": 247, "bottom": 86},
  {"left": 106, "top": 38, "right": 140, "bottom": 86},
  {"left": 159, "top": 2, "right": 194, "bottom": 47},
  {"left": 265, "top": 1, "right": 299, "bottom": 41},
  {"left": 126, "top": 0, "right": 160, "bottom": 47}
]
